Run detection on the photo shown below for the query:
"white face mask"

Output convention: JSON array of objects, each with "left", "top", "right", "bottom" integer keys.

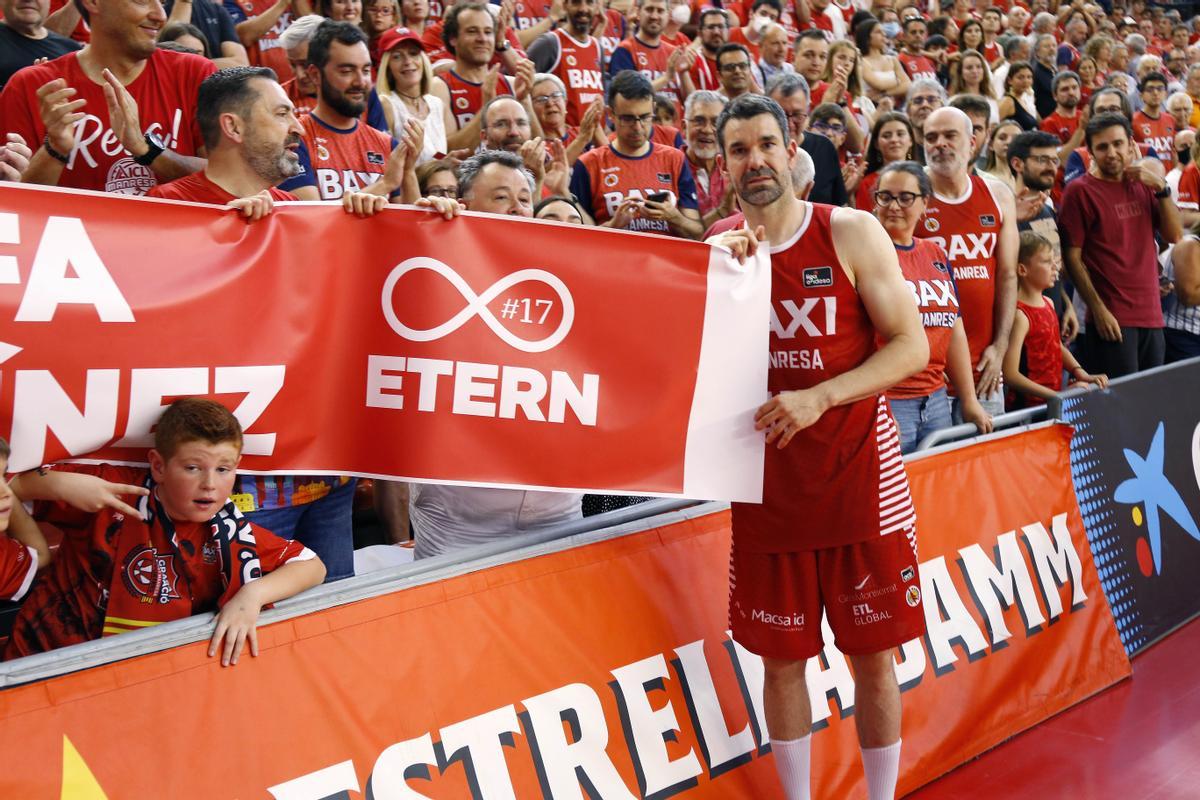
[
  {"left": 752, "top": 14, "right": 772, "bottom": 34},
  {"left": 670, "top": 4, "right": 691, "bottom": 25}
]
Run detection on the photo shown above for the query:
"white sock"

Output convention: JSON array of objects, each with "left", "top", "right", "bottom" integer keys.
[
  {"left": 770, "top": 734, "right": 811, "bottom": 800},
  {"left": 860, "top": 739, "right": 902, "bottom": 800}
]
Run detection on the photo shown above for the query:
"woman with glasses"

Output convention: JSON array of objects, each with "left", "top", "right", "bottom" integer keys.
[
  {"left": 810, "top": 103, "right": 865, "bottom": 194},
  {"left": 872, "top": 161, "right": 993, "bottom": 452},
  {"left": 377, "top": 27, "right": 449, "bottom": 165},
  {"left": 362, "top": 0, "right": 400, "bottom": 59},
  {"left": 855, "top": 111, "right": 913, "bottom": 210},
  {"left": 416, "top": 160, "right": 458, "bottom": 199}
]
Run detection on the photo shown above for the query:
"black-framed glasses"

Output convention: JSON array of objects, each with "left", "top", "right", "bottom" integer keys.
[
  {"left": 810, "top": 121, "right": 846, "bottom": 135},
  {"left": 874, "top": 190, "right": 924, "bottom": 208},
  {"left": 616, "top": 113, "right": 654, "bottom": 126},
  {"left": 532, "top": 91, "right": 566, "bottom": 105},
  {"left": 720, "top": 61, "right": 752, "bottom": 72}
]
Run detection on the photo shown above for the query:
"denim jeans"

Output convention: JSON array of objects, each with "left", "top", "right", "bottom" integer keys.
[
  {"left": 952, "top": 383, "right": 1005, "bottom": 422},
  {"left": 888, "top": 388, "right": 953, "bottom": 454},
  {"left": 243, "top": 478, "right": 356, "bottom": 582}
]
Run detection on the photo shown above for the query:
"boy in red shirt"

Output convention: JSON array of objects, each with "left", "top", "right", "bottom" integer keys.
[
  {"left": 5, "top": 399, "right": 326, "bottom": 664},
  {"left": 1004, "top": 231, "right": 1107, "bottom": 406},
  {"left": 0, "top": 438, "right": 51, "bottom": 604}
]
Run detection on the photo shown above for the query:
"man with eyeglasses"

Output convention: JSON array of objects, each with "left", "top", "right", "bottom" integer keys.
[
  {"left": 904, "top": 78, "right": 944, "bottom": 162},
  {"left": 1010, "top": 130, "right": 1081, "bottom": 344},
  {"left": 681, "top": 89, "right": 732, "bottom": 227},
  {"left": 766, "top": 71, "right": 848, "bottom": 206},
  {"left": 715, "top": 41, "right": 755, "bottom": 100},
  {"left": 568, "top": 69, "right": 702, "bottom": 236},
  {"left": 914, "top": 107, "right": 1018, "bottom": 420},
  {"left": 1133, "top": 72, "right": 1178, "bottom": 169},
  {"left": 689, "top": 8, "right": 727, "bottom": 92},
  {"left": 526, "top": 0, "right": 605, "bottom": 127}
]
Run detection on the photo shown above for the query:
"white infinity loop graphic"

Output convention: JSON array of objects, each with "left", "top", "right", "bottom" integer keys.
[{"left": 381, "top": 257, "right": 575, "bottom": 353}]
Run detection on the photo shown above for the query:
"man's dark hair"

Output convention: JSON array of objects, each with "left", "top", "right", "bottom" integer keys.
[
  {"left": 903, "top": 16, "right": 926, "bottom": 33},
  {"left": 196, "top": 66, "right": 278, "bottom": 150},
  {"left": 927, "top": 15, "right": 952, "bottom": 38},
  {"left": 607, "top": 69, "right": 654, "bottom": 106},
  {"left": 1139, "top": 71, "right": 1170, "bottom": 92},
  {"left": 948, "top": 93, "right": 991, "bottom": 121},
  {"left": 716, "top": 93, "right": 789, "bottom": 151},
  {"left": 796, "top": 29, "right": 828, "bottom": 46},
  {"left": 457, "top": 149, "right": 535, "bottom": 197},
  {"left": 982, "top": 6, "right": 1002, "bottom": 20},
  {"left": 878, "top": 160, "right": 932, "bottom": 197},
  {"left": 924, "top": 34, "right": 949, "bottom": 49},
  {"left": 73, "top": 0, "right": 88, "bottom": 25},
  {"left": 158, "top": 22, "right": 211, "bottom": 57},
  {"left": 1089, "top": 86, "right": 1132, "bottom": 118},
  {"left": 1085, "top": 111, "right": 1134, "bottom": 150},
  {"left": 443, "top": 2, "right": 491, "bottom": 57},
  {"left": 534, "top": 194, "right": 586, "bottom": 219},
  {"left": 716, "top": 42, "right": 752, "bottom": 67},
  {"left": 698, "top": 7, "right": 728, "bottom": 28},
  {"left": 1007, "top": 129, "right": 1060, "bottom": 169},
  {"left": 1052, "top": 70, "right": 1080, "bottom": 93},
  {"left": 750, "top": 0, "right": 783, "bottom": 14},
  {"left": 307, "top": 20, "right": 367, "bottom": 69}
]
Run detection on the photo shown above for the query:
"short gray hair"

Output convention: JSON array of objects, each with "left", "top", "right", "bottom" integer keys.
[
  {"left": 684, "top": 90, "right": 727, "bottom": 118},
  {"left": 765, "top": 71, "right": 810, "bottom": 101},
  {"left": 907, "top": 78, "right": 947, "bottom": 104},
  {"left": 1125, "top": 33, "right": 1147, "bottom": 54},
  {"left": 791, "top": 147, "right": 814, "bottom": 192},
  {"left": 1032, "top": 12, "right": 1056, "bottom": 31},
  {"left": 280, "top": 15, "right": 326, "bottom": 51},
  {"left": 532, "top": 72, "right": 566, "bottom": 96},
  {"left": 456, "top": 149, "right": 535, "bottom": 197}
]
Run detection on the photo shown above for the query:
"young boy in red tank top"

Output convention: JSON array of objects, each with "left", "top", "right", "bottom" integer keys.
[{"left": 1004, "top": 231, "right": 1107, "bottom": 406}]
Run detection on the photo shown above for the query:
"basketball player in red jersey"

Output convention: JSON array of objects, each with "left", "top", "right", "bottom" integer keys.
[
  {"left": 608, "top": 0, "right": 695, "bottom": 114},
  {"left": 527, "top": 0, "right": 605, "bottom": 127},
  {"left": 1, "top": 0, "right": 216, "bottom": 193},
  {"left": 915, "top": 106, "right": 1017, "bottom": 419},
  {"left": 710, "top": 93, "right": 928, "bottom": 800}
]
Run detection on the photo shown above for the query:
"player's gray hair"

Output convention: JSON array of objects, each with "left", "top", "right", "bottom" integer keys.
[
  {"left": 457, "top": 149, "right": 536, "bottom": 197},
  {"left": 280, "top": 15, "right": 328, "bottom": 50},
  {"left": 684, "top": 90, "right": 727, "bottom": 118},
  {"left": 765, "top": 71, "right": 811, "bottom": 101}
]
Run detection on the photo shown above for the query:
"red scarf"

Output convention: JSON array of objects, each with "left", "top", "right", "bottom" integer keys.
[{"left": 101, "top": 477, "right": 263, "bottom": 637}]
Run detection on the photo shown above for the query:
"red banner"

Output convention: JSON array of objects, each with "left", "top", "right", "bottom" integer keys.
[
  {"left": 0, "top": 184, "right": 769, "bottom": 500},
  {"left": 0, "top": 425, "right": 1130, "bottom": 798}
]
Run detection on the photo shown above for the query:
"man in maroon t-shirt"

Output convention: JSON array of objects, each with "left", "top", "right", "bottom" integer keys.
[
  {"left": 1060, "top": 113, "right": 1183, "bottom": 377},
  {"left": 0, "top": 0, "right": 216, "bottom": 194}
]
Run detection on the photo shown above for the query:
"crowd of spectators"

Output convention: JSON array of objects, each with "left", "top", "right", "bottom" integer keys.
[{"left": 0, "top": 0, "right": 1198, "bottom": 658}]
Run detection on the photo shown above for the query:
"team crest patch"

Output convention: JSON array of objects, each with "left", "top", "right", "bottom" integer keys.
[
  {"left": 803, "top": 266, "right": 834, "bottom": 288},
  {"left": 455, "top": 96, "right": 469, "bottom": 110},
  {"left": 906, "top": 585, "right": 921, "bottom": 607},
  {"left": 604, "top": 172, "right": 619, "bottom": 187},
  {"left": 316, "top": 142, "right": 330, "bottom": 161},
  {"left": 933, "top": 260, "right": 949, "bottom": 273},
  {"left": 657, "top": 172, "right": 671, "bottom": 183},
  {"left": 566, "top": 54, "right": 577, "bottom": 66},
  {"left": 924, "top": 217, "right": 940, "bottom": 232},
  {"left": 901, "top": 565, "right": 915, "bottom": 582},
  {"left": 979, "top": 214, "right": 995, "bottom": 227},
  {"left": 1142, "top": 125, "right": 1152, "bottom": 136},
  {"left": 366, "top": 151, "right": 385, "bottom": 165},
  {"left": 122, "top": 545, "right": 182, "bottom": 604}
]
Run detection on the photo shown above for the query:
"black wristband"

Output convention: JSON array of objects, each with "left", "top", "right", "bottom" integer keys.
[
  {"left": 1154, "top": 184, "right": 1172, "bottom": 199},
  {"left": 43, "top": 134, "right": 69, "bottom": 164}
]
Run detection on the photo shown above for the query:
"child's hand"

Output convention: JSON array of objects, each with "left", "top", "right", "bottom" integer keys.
[
  {"left": 209, "top": 584, "right": 264, "bottom": 667},
  {"left": 53, "top": 472, "right": 149, "bottom": 517},
  {"left": 1069, "top": 368, "right": 1108, "bottom": 390}
]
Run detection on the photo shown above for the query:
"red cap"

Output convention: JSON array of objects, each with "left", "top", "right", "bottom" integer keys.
[{"left": 377, "top": 26, "right": 425, "bottom": 54}]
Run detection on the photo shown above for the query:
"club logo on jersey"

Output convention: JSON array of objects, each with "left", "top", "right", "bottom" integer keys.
[
  {"left": 933, "top": 259, "right": 949, "bottom": 273},
  {"left": 316, "top": 142, "right": 331, "bottom": 161},
  {"left": 603, "top": 172, "right": 619, "bottom": 187},
  {"left": 979, "top": 214, "right": 996, "bottom": 227},
  {"left": 638, "top": 52, "right": 648, "bottom": 66},
  {"left": 366, "top": 151, "right": 385, "bottom": 166},
  {"left": 802, "top": 267, "right": 834, "bottom": 288},
  {"left": 121, "top": 545, "right": 182, "bottom": 604},
  {"left": 906, "top": 585, "right": 921, "bottom": 607},
  {"left": 657, "top": 172, "right": 671, "bottom": 183},
  {"left": 1143, "top": 125, "right": 1152, "bottom": 136},
  {"left": 105, "top": 158, "right": 157, "bottom": 196},
  {"left": 901, "top": 565, "right": 915, "bottom": 582},
  {"left": 566, "top": 54, "right": 577, "bottom": 66},
  {"left": 455, "top": 96, "right": 469, "bottom": 110},
  {"left": 924, "top": 218, "right": 940, "bottom": 232},
  {"left": 201, "top": 540, "right": 219, "bottom": 565}
]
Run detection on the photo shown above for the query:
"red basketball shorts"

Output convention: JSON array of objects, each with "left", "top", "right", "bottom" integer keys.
[{"left": 729, "top": 528, "right": 927, "bottom": 661}]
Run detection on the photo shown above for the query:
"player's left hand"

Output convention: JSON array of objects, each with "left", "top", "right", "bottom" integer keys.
[
  {"left": 755, "top": 388, "right": 831, "bottom": 448},
  {"left": 209, "top": 584, "right": 263, "bottom": 667},
  {"left": 975, "top": 344, "right": 1003, "bottom": 397}
]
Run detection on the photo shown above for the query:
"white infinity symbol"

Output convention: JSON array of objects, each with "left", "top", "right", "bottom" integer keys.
[{"left": 381, "top": 257, "right": 575, "bottom": 353}]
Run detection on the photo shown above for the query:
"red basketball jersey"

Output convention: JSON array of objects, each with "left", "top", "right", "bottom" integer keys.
[
  {"left": 689, "top": 53, "right": 720, "bottom": 91},
  {"left": 915, "top": 174, "right": 1004, "bottom": 366},
  {"left": 1040, "top": 110, "right": 1081, "bottom": 144},
  {"left": 440, "top": 69, "right": 515, "bottom": 128},
  {"left": 229, "top": 0, "right": 293, "bottom": 81},
  {"left": 1132, "top": 110, "right": 1177, "bottom": 167},
  {"left": 297, "top": 113, "right": 394, "bottom": 200},
  {"left": 888, "top": 239, "right": 960, "bottom": 399},
  {"left": 571, "top": 142, "right": 698, "bottom": 234},
  {"left": 614, "top": 36, "right": 685, "bottom": 111},
  {"left": 600, "top": 8, "right": 627, "bottom": 64},
  {"left": 731, "top": 204, "right": 915, "bottom": 552},
  {"left": 548, "top": 29, "right": 605, "bottom": 127},
  {"left": 898, "top": 52, "right": 939, "bottom": 83}
]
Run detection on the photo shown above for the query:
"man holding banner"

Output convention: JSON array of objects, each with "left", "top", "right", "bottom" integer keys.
[{"left": 712, "top": 94, "right": 929, "bottom": 800}]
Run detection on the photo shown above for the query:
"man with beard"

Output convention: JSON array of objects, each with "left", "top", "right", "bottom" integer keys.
[
  {"left": 608, "top": 0, "right": 694, "bottom": 115},
  {"left": 1133, "top": 71, "right": 1178, "bottom": 169},
  {"left": 1060, "top": 112, "right": 1182, "bottom": 377},
  {"left": 277, "top": 13, "right": 391, "bottom": 129},
  {"left": 915, "top": 107, "right": 1018, "bottom": 419},
  {"left": 681, "top": 89, "right": 731, "bottom": 227},
  {"left": 716, "top": 42, "right": 754, "bottom": 100},
  {"left": 766, "top": 71, "right": 846, "bottom": 206},
  {"left": 707, "top": 93, "right": 927, "bottom": 800},
  {"left": 282, "top": 21, "right": 406, "bottom": 201},
  {"left": 527, "top": 0, "right": 604, "bottom": 127},
  {"left": 1040, "top": 71, "right": 1086, "bottom": 162},
  {"left": 0, "top": 0, "right": 81, "bottom": 89},
  {"left": 569, "top": 69, "right": 701, "bottom": 236},
  {"left": 689, "top": 8, "right": 727, "bottom": 92},
  {"left": 1010, "top": 129, "right": 1080, "bottom": 342},
  {"left": 0, "top": 0, "right": 216, "bottom": 193},
  {"left": 897, "top": 16, "right": 937, "bottom": 82}
]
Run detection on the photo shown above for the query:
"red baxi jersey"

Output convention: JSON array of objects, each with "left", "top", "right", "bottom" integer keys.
[
  {"left": 547, "top": 29, "right": 605, "bottom": 127},
  {"left": 288, "top": 113, "right": 396, "bottom": 200},
  {"left": 570, "top": 142, "right": 699, "bottom": 234},
  {"left": 227, "top": 0, "right": 293, "bottom": 81},
  {"left": 915, "top": 174, "right": 1004, "bottom": 366},
  {"left": 1132, "top": 110, "right": 1177, "bottom": 167},
  {"left": 439, "top": 68, "right": 515, "bottom": 128},
  {"left": 888, "top": 239, "right": 960, "bottom": 399},
  {"left": 731, "top": 204, "right": 915, "bottom": 552},
  {"left": 0, "top": 49, "right": 215, "bottom": 194},
  {"left": 611, "top": 36, "right": 684, "bottom": 112}
]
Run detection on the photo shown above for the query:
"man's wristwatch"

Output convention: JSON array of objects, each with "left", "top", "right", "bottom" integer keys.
[
  {"left": 134, "top": 131, "right": 165, "bottom": 167},
  {"left": 1154, "top": 183, "right": 1172, "bottom": 199},
  {"left": 496, "top": 42, "right": 510, "bottom": 52}
]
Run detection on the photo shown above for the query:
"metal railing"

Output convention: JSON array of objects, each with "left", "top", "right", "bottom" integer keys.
[{"left": 914, "top": 406, "right": 1048, "bottom": 452}]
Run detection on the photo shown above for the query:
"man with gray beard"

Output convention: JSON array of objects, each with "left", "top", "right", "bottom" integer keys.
[
  {"left": 682, "top": 90, "right": 733, "bottom": 228},
  {"left": 914, "top": 107, "right": 1018, "bottom": 419}
]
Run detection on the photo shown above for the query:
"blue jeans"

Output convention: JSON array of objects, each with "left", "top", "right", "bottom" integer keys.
[
  {"left": 889, "top": 388, "right": 952, "bottom": 454},
  {"left": 244, "top": 478, "right": 356, "bottom": 582}
]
